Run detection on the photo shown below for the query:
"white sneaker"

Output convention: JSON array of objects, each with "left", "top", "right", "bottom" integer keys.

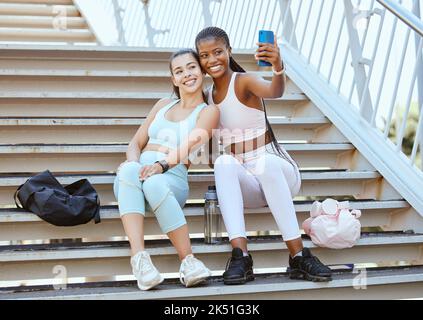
[
  {"left": 131, "top": 251, "right": 164, "bottom": 291},
  {"left": 179, "top": 254, "right": 211, "bottom": 287}
]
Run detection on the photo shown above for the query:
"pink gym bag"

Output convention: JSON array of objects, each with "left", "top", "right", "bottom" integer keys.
[{"left": 302, "top": 199, "right": 362, "bottom": 249}]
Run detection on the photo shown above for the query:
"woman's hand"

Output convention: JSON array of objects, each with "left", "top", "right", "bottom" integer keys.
[
  {"left": 255, "top": 35, "right": 284, "bottom": 72},
  {"left": 139, "top": 163, "right": 163, "bottom": 181}
]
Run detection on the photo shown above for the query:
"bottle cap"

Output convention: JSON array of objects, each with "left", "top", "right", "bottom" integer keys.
[{"left": 205, "top": 185, "right": 218, "bottom": 200}]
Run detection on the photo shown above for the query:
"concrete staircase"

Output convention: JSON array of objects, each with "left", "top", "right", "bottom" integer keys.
[
  {"left": 0, "top": 46, "right": 422, "bottom": 300},
  {"left": 0, "top": 0, "right": 97, "bottom": 44}
]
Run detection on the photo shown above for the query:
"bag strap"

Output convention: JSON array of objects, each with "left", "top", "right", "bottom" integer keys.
[
  {"left": 13, "top": 184, "right": 24, "bottom": 209},
  {"left": 94, "top": 197, "right": 101, "bottom": 224}
]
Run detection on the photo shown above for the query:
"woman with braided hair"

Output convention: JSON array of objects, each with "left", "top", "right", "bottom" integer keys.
[{"left": 195, "top": 27, "right": 332, "bottom": 285}]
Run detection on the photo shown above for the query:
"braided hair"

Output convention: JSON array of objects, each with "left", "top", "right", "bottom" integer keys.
[{"left": 195, "top": 27, "right": 299, "bottom": 169}]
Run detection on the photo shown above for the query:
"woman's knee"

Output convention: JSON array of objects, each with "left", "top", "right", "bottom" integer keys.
[
  {"left": 117, "top": 161, "right": 142, "bottom": 182},
  {"left": 214, "top": 154, "right": 240, "bottom": 167},
  {"left": 214, "top": 155, "right": 241, "bottom": 178},
  {"left": 255, "top": 154, "right": 282, "bottom": 178},
  {"left": 255, "top": 154, "right": 300, "bottom": 192}
]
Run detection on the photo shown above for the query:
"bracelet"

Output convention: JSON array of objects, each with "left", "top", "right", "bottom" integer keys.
[
  {"left": 273, "top": 62, "right": 285, "bottom": 76},
  {"left": 155, "top": 160, "right": 169, "bottom": 173}
]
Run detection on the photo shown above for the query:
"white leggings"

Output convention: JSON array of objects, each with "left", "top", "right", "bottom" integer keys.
[{"left": 214, "top": 144, "right": 302, "bottom": 242}]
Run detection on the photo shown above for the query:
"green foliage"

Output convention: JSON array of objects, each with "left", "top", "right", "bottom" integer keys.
[
  {"left": 385, "top": 102, "right": 421, "bottom": 168},
  {"left": 387, "top": 102, "right": 419, "bottom": 155}
]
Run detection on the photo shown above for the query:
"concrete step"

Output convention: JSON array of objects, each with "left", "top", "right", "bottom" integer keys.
[
  {"left": 1, "top": 170, "right": 401, "bottom": 206},
  {"left": 0, "top": 99, "right": 322, "bottom": 119},
  {"left": 0, "top": 3, "right": 79, "bottom": 16},
  {"left": 0, "top": 91, "right": 306, "bottom": 100},
  {"left": 0, "top": 0, "right": 73, "bottom": 4},
  {"left": 0, "top": 77, "right": 301, "bottom": 99},
  {"left": 3, "top": 266, "right": 423, "bottom": 300},
  {"left": 0, "top": 45, "right": 270, "bottom": 73},
  {"left": 0, "top": 233, "right": 422, "bottom": 284},
  {"left": 0, "top": 142, "right": 358, "bottom": 173},
  {"left": 0, "top": 200, "right": 409, "bottom": 241},
  {"left": 0, "top": 69, "right": 291, "bottom": 80},
  {"left": 0, "top": 170, "right": 383, "bottom": 186},
  {"left": 4, "top": 265, "right": 423, "bottom": 300},
  {"left": 0, "top": 69, "right": 302, "bottom": 96},
  {"left": 0, "top": 116, "right": 347, "bottom": 144},
  {"left": 0, "top": 27, "right": 95, "bottom": 42},
  {"left": 0, "top": 142, "right": 353, "bottom": 152},
  {"left": 0, "top": 15, "right": 88, "bottom": 29},
  {"left": 0, "top": 116, "right": 331, "bottom": 126}
]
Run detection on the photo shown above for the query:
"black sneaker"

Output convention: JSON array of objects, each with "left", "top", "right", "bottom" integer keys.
[
  {"left": 223, "top": 248, "right": 255, "bottom": 285},
  {"left": 288, "top": 248, "right": 332, "bottom": 282}
]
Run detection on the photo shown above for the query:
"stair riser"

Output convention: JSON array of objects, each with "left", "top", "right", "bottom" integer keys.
[
  {"left": 0, "top": 150, "right": 353, "bottom": 173},
  {"left": 0, "top": 243, "right": 421, "bottom": 282},
  {"left": 0, "top": 178, "right": 401, "bottom": 207},
  {"left": 0, "top": 0, "right": 73, "bottom": 4},
  {"left": 0, "top": 76, "right": 301, "bottom": 95},
  {"left": 386, "top": 207, "right": 423, "bottom": 234},
  {"left": 0, "top": 29, "right": 95, "bottom": 42},
  {"left": 0, "top": 208, "right": 397, "bottom": 242},
  {"left": 0, "top": 4, "right": 79, "bottom": 17},
  {"left": 0, "top": 36, "right": 94, "bottom": 43},
  {"left": 0, "top": 16, "right": 87, "bottom": 29},
  {"left": 0, "top": 99, "right": 317, "bottom": 118},
  {"left": 0, "top": 58, "right": 261, "bottom": 75},
  {"left": 0, "top": 124, "right": 347, "bottom": 144}
]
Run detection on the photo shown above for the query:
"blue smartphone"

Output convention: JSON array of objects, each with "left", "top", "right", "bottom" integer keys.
[{"left": 258, "top": 30, "right": 274, "bottom": 67}]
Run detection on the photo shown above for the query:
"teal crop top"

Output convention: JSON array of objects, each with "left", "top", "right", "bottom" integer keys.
[{"left": 148, "top": 99, "right": 207, "bottom": 149}]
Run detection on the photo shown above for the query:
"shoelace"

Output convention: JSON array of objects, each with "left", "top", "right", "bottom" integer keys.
[
  {"left": 302, "top": 255, "right": 328, "bottom": 273},
  {"left": 135, "top": 252, "right": 154, "bottom": 274},
  {"left": 179, "top": 255, "right": 198, "bottom": 285},
  {"left": 225, "top": 255, "right": 245, "bottom": 271}
]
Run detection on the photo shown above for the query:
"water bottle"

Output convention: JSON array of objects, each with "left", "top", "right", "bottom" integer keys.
[{"left": 204, "top": 185, "right": 222, "bottom": 244}]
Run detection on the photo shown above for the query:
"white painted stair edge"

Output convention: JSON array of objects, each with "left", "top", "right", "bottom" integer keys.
[{"left": 2, "top": 267, "right": 423, "bottom": 300}]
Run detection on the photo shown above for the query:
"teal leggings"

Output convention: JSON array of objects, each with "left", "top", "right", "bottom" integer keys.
[{"left": 113, "top": 151, "right": 189, "bottom": 233}]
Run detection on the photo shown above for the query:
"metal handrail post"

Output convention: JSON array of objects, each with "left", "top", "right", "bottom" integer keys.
[{"left": 344, "top": 0, "right": 373, "bottom": 121}]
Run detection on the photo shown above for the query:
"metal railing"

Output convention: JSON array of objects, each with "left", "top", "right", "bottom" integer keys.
[
  {"left": 378, "top": 0, "right": 423, "bottom": 36},
  {"left": 75, "top": 0, "right": 423, "bottom": 208},
  {"left": 278, "top": 0, "right": 422, "bottom": 173}
]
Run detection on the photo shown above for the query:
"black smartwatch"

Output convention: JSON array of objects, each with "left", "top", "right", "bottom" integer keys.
[{"left": 155, "top": 160, "right": 169, "bottom": 173}]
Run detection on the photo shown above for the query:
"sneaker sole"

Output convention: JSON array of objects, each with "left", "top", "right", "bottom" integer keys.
[
  {"left": 138, "top": 274, "right": 164, "bottom": 291},
  {"left": 289, "top": 269, "right": 332, "bottom": 282},
  {"left": 184, "top": 271, "right": 211, "bottom": 288},
  {"left": 223, "top": 271, "right": 255, "bottom": 285}
]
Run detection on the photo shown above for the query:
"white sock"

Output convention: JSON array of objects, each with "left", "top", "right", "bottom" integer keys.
[
  {"left": 243, "top": 251, "right": 249, "bottom": 257},
  {"left": 293, "top": 251, "right": 303, "bottom": 258}
]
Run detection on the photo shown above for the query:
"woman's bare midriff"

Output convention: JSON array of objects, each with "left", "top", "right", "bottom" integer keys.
[
  {"left": 224, "top": 130, "right": 273, "bottom": 155},
  {"left": 141, "top": 144, "right": 190, "bottom": 169},
  {"left": 142, "top": 144, "right": 172, "bottom": 154}
]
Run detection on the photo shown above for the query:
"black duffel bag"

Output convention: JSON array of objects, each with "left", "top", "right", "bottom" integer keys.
[{"left": 14, "top": 170, "right": 101, "bottom": 226}]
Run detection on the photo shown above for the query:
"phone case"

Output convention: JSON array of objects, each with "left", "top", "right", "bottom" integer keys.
[{"left": 258, "top": 30, "right": 274, "bottom": 67}]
